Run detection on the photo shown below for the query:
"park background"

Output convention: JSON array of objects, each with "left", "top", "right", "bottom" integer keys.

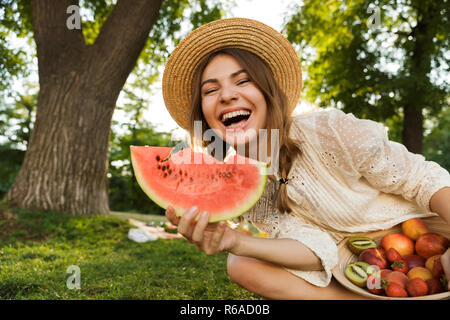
[{"left": 0, "top": 0, "right": 449, "bottom": 299}]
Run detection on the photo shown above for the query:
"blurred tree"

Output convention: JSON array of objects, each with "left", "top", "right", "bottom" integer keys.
[
  {"left": 1, "top": 0, "right": 227, "bottom": 215},
  {"left": 0, "top": 145, "right": 24, "bottom": 198},
  {"left": 0, "top": 0, "right": 31, "bottom": 91},
  {"left": 284, "top": 0, "right": 449, "bottom": 154},
  {"left": 0, "top": 89, "right": 37, "bottom": 149},
  {"left": 0, "top": 88, "right": 37, "bottom": 198},
  {"left": 423, "top": 106, "right": 450, "bottom": 171},
  {"left": 108, "top": 95, "right": 179, "bottom": 213}
]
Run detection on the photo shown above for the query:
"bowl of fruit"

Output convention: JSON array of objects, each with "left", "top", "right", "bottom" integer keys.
[{"left": 332, "top": 216, "right": 450, "bottom": 299}]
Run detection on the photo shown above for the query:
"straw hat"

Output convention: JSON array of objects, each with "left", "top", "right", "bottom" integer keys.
[{"left": 162, "top": 17, "right": 302, "bottom": 130}]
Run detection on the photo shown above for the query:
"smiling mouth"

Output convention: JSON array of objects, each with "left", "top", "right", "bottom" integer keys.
[{"left": 221, "top": 109, "right": 252, "bottom": 128}]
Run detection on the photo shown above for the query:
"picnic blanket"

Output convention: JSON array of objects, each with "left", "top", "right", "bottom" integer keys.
[{"left": 127, "top": 218, "right": 183, "bottom": 242}]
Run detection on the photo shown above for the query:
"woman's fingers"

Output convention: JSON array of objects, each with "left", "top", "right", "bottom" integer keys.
[
  {"left": 165, "top": 206, "right": 180, "bottom": 226},
  {"left": 169, "top": 206, "right": 228, "bottom": 255},
  {"left": 205, "top": 221, "right": 227, "bottom": 255},
  {"left": 191, "top": 211, "right": 209, "bottom": 245},
  {"left": 177, "top": 206, "right": 199, "bottom": 238}
]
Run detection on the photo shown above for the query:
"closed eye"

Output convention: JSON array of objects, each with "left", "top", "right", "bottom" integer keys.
[
  {"left": 203, "top": 88, "right": 218, "bottom": 95},
  {"left": 237, "top": 78, "right": 250, "bottom": 85}
]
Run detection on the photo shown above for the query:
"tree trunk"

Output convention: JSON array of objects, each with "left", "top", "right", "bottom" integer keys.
[
  {"left": 401, "top": 1, "right": 437, "bottom": 155},
  {"left": 402, "top": 104, "right": 423, "bottom": 154},
  {"left": 6, "top": 0, "right": 164, "bottom": 215}
]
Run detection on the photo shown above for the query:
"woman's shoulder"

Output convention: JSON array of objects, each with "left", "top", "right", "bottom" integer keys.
[
  {"left": 291, "top": 107, "right": 347, "bottom": 123},
  {"left": 289, "top": 107, "right": 343, "bottom": 139},
  {"left": 291, "top": 107, "right": 384, "bottom": 139}
]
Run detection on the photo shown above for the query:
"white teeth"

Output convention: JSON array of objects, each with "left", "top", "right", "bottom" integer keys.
[{"left": 221, "top": 110, "right": 251, "bottom": 122}]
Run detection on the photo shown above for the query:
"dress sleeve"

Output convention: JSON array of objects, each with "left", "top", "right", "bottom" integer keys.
[
  {"left": 245, "top": 215, "right": 337, "bottom": 287},
  {"left": 242, "top": 179, "right": 338, "bottom": 287},
  {"left": 274, "top": 212, "right": 338, "bottom": 288},
  {"left": 324, "top": 109, "right": 450, "bottom": 212}
]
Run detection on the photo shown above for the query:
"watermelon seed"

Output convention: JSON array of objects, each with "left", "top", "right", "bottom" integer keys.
[
  {"left": 163, "top": 173, "right": 167, "bottom": 177},
  {"left": 168, "top": 169, "right": 172, "bottom": 174},
  {"left": 156, "top": 155, "right": 161, "bottom": 161},
  {"left": 161, "top": 166, "right": 166, "bottom": 171},
  {"left": 157, "top": 165, "right": 161, "bottom": 169}
]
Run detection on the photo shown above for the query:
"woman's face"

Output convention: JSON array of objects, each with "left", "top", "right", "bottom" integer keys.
[{"left": 200, "top": 54, "right": 267, "bottom": 148}]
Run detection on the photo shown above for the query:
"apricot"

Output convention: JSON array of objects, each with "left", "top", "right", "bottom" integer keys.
[
  {"left": 381, "top": 233, "right": 414, "bottom": 256},
  {"left": 406, "top": 278, "right": 429, "bottom": 297},
  {"left": 402, "top": 254, "right": 425, "bottom": 269},
  {"left": 415, "top": 233, "right": 450, "bottom": 259},
  {"left": 384, "top": 271, "right": 409, "bottom": 289},
  {"left": 426, "top": 278, "right": 444, "bottom": 295},
  {"left": 401, "top": 218, "right": 429, "bottom": 241},
  {"left": 407, "top": 267, "right": 433, "bottom": 281},
  {"left": 359, "top": 248, "right": 388, "bottom": 269},
  {"left": 425, "top": 255, "right": 444, "bottom": 278}
]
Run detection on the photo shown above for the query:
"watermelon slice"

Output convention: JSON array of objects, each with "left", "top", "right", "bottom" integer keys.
[{"left": 130, "top": 146, "right": 267, "bottom": 222}]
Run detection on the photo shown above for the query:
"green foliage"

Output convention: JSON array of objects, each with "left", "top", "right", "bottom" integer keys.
[
  {"left": 0, "top": 206, "right": 259, "bottom": 299},
  {"left": 0, "top": 0, "right": 33, "bottom": 36},
  {"left": 80, "top": 0, "right": 115, "bottom": 45},
  {"left": 0, "top": 0, "right": 33, "bottom": 90},
  {"left": 0, "top": 89, "right": 36, "bottom": 199},
  {"left": 109, "top": 86, "right": 180, "bottom": 214},
  {"left": 423, "top": 106, "right": 450, "bottom": 171},
  {"left": 0, "top": 146, "right": 24, "bottom": 199},
  {"left": 283, "top": 0, "right": 449, "bottom": 136},
  {"left": 0, "top": 0, "right": 229, "bottom": 213},
  {"left": 108, "top": 120, "right": 178, "bottom": 215},
  {"left": 0, "top": 89, "right": 37, "bottom": 148},
  {"left": 133, "top": 0, "right": 226, "bottom": 95}
]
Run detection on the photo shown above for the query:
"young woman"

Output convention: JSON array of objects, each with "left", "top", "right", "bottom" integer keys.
[{"left": 161, "top": 18, "right": 450, "bottom": 299}]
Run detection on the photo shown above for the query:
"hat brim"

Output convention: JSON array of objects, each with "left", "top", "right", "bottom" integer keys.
[{"left": 162, "top": 17, "right": 302, "bottom": 130}]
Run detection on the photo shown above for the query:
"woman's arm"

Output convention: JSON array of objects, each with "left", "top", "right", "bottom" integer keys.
[
  {"left": 429, "top": 186, "right": 450, "bottom": 225},
  {"left": 429, "top": 186, "right": 450, "bottom": 291},
  {"left": 231, "top": 231, "right": 323, "bottom": 271},
  {"left": 166, "top": 205, "right": 323, "bottom": 272}
]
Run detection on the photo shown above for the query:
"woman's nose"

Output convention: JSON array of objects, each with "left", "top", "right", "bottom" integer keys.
[{"left": 220, "top": 87, "right": 239, "bottom": 104}]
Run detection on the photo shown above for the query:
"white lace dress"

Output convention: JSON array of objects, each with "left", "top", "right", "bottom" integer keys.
[{"left": 241, "top": 108, "right": 450, "bottom": 287}]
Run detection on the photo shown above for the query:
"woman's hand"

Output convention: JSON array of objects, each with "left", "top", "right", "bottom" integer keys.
[
  {"left": 165, "top": 205, "right": 239, "bottom": 255},
  {"left": 441, "top": 248, "right": 450, "bottom": 291}
]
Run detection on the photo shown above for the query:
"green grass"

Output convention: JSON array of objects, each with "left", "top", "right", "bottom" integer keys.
[{"left": 0, "top": 203, "right": 261, "bottom": 300}]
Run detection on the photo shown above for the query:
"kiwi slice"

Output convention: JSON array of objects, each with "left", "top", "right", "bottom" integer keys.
[
  {"left": 345, "top": 263, "right": 368, "bottom": 287},
  {"left": 347, "top": 237, "right": 377, "bottom": 255},
  {"left": 354, "top": 261, "right": 370, "bottom": 272}
]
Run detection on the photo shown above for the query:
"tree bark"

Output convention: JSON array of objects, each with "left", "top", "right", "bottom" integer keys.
[
  {"left": 6, "top": 0, "right": 164, "bottom": 215},
  {"left": 401, "top": 1, "right": 437, "bottom": 154},
  {"left": 402, "top": 105, "right": 423, "bottom": 154}
]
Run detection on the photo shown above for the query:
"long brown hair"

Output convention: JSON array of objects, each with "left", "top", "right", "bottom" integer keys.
[{"left": 189, "top": 48, "right": 302, "bottom": 214}]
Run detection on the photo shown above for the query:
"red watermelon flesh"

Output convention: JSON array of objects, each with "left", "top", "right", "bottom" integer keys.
[{"left": 130, "top": 146, "right": 267, "bottom": 222}]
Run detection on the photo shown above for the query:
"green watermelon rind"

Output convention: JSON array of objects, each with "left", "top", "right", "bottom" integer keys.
[{"left": 130, "top": 146, "right": 268, "bottom": 222}]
